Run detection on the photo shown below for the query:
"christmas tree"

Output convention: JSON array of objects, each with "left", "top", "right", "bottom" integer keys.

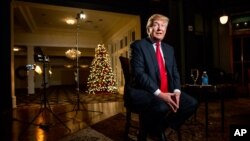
[{"left": 86, "top": 44, "right": 118, "bottom": 94}]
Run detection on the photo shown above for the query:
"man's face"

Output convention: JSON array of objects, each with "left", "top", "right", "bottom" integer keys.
[{"left": 149, "top": 19, "right": 168, "bottom": 41}]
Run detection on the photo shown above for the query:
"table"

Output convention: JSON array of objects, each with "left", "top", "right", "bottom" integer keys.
[{"left": 182, "top": 84, "right": 230, "bottom": 137}]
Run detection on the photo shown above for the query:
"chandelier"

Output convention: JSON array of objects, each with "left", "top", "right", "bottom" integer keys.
[{"left": 65, "top": 48, "right": 81, "bottom": 60}]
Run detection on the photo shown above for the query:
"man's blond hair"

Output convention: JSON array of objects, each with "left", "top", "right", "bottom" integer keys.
[{"left": 146, "top": 14, "right": 169, "bottom": 35}]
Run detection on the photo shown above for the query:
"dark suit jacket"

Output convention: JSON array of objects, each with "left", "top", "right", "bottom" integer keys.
[{"left": 125, "top": 38, "right": 181, "bottom": 112}]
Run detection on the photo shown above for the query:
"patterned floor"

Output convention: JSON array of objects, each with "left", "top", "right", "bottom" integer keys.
[
  {"left": 16, "top": 86, "right": 123, "bottom": 107},
  {"left": 12, "top": 86, "right": 250, "bottom": 141}
]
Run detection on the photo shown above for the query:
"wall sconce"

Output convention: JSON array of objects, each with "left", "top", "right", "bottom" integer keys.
[
  {"left": 48, "top": 67, "right": 52, "bottom": 75},
  {"left": 219, "top": 15, "right": 229, "bottom": 24},
  {"left": 219, "top": 0, "right": 228, "bottom": 25}
]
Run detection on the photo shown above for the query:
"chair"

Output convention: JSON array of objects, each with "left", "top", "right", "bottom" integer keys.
[
  {"left": 119, "top": 56, "right": 175, "bottom": 141},
  {"left": 119, "top": 56, "right": 140, "bottom": 140}
]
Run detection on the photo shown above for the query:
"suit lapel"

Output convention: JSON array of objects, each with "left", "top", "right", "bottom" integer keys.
[
  {"left": 145, "top": 38, "right": 159, "bottom": 68},
  {"left": 143, "top": 38, "right": 160, "bottom": 78}
]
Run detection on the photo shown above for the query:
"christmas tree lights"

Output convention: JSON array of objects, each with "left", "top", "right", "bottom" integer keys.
[{"left": 87, "top": 44, "right": 117, "bottom": 94}]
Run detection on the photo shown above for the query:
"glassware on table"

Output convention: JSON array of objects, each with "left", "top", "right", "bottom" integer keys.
[{"left": 190, "top": 69, "right": 199, "bottom": 85}]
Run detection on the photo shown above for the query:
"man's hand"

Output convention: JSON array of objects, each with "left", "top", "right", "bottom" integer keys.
[
  {"left": 171, "top": 91, "right": 181, "bottom": 110},
  {"left": 158, "top": 92, "right": 180, "bottom": 112}
]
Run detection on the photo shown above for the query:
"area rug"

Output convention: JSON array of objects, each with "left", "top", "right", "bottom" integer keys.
[
  {"left": 59, "top": 127, "right": 113, "bottom": 141},
  {"left": 90, "top": 113, "right": 203, "bottom": 141},
  {"left": 91, "top": 113, "right": 128, "bottom": 141},
  {"left": 90, "top": 112, "right": 228, "bottom": 141}
]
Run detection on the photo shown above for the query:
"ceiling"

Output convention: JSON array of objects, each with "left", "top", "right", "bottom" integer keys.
[
  {"left": 13, "top": 0, "right": 250, "bottom": 57},
  {"left": 13, "top": 1, "right": 136, "bottom": 35},
  {"left": 13, "top": 1, "right": 138, "bottom": 57},
  {"left": 12, "top": 0, "right": 250, "bottom": 35}
]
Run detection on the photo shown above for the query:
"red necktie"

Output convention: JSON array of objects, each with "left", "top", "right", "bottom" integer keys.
[{"left": 156, "top": 42, "right": 168, "bottom": 92}]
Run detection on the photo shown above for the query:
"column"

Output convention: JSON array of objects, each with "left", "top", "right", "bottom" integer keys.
[
  {"left": 11, "top": 1, "right": 16, "bottom": 108},
  {"left": 27, "top": 46, "right": 35, "bottom": 94}
]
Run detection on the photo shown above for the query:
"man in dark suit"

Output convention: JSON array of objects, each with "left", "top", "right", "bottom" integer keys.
[{"left": 128, "top": 14, "right": 198, "bottom": 141}]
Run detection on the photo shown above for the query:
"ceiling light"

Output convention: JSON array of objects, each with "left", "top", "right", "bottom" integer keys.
[
  {"left": 64, "top": 64, "right": 73, "bottom": 68},
  {"left": 65, "top": 48, "right": 81, "bottom": 60},
  {"left": 219, "top": 15, "right": 228, "bottom": 24},
  {"left": 80, "top": 65, "right": 89, "bottom": 68},
  {"left": 65, "top": 18, "right": 76, "bottom": 25},
  {"left": 13, "top": 47, "right": 20, "bottom": 52}
]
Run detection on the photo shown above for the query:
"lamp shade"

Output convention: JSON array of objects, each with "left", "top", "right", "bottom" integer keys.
[{"left": 219, "top": 15, "right": 229, "bottom": 24}]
